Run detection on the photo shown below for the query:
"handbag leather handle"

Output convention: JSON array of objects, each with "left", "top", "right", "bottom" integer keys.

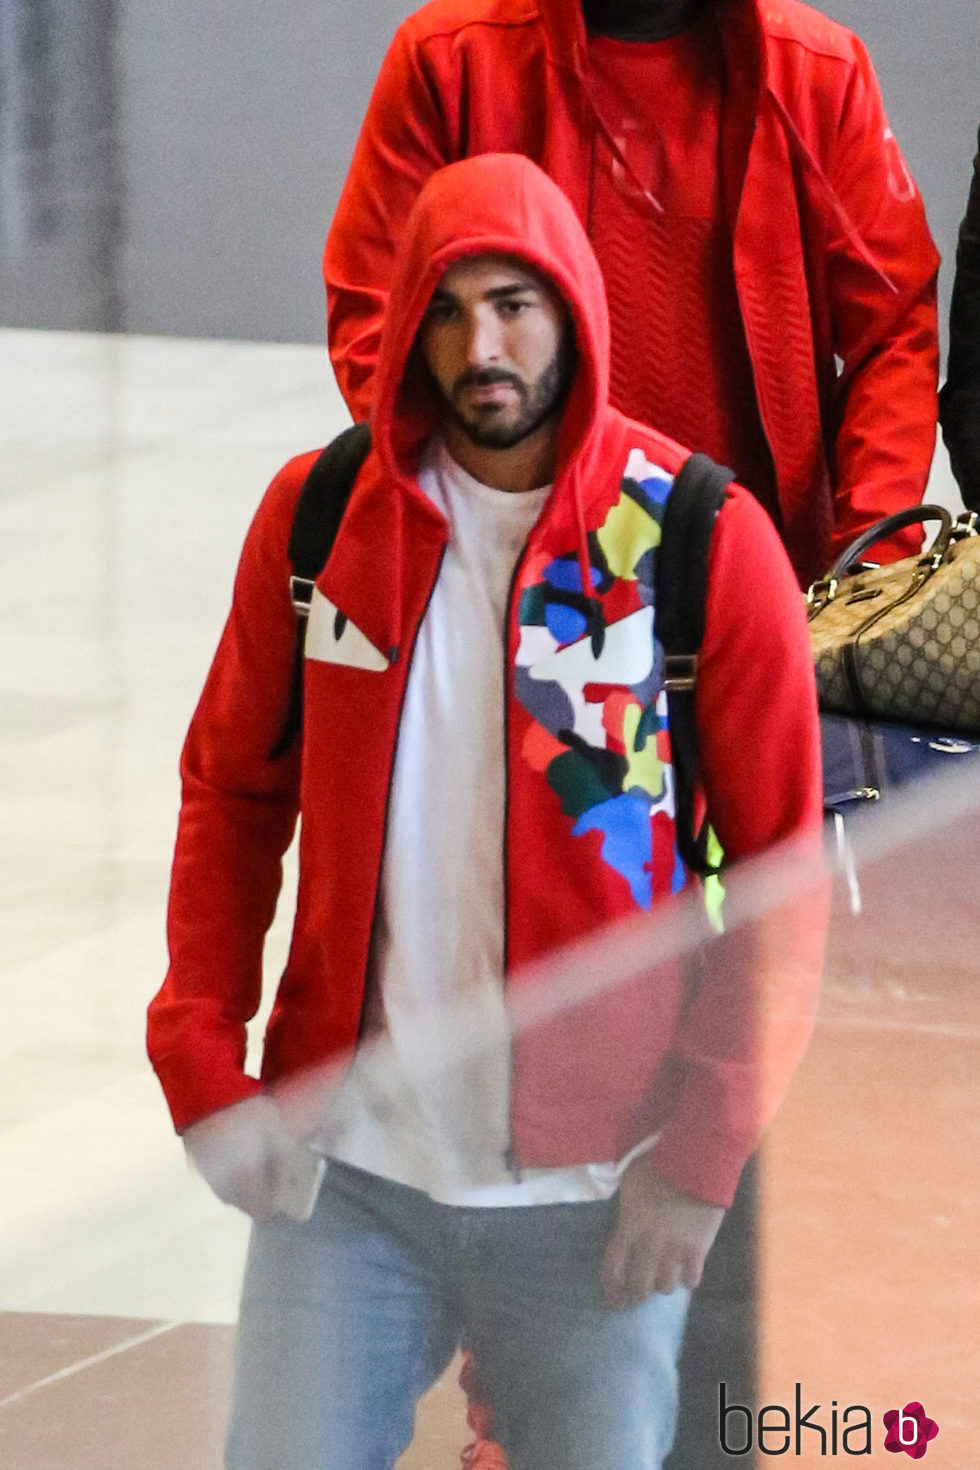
[{"left": 824, "top": 504, "right": 953, "bottom": 582}]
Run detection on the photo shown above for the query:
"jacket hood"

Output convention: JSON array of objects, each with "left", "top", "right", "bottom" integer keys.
[{"left": 370, "top": 152, "right": 610, "bottom": 492}]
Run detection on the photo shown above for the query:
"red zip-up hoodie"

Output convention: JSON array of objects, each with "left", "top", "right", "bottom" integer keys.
[
  {"left": 149, "top": 154, "right": 824, "bottom": 1207},
  {"left": 324, "top": 0, "right": 940, "bottom": 588}
]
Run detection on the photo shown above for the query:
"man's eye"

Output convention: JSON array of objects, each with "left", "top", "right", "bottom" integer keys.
[
  {"left": 500, "top": 298, "right": 533, "bottom": 316},
  {"left": 426, "top": 302, "right": 458, "bottom": 323}
]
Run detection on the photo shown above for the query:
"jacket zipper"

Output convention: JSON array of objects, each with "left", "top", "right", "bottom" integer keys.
[
  {"left": 502, "top": 542, "right": 530, "bottom": 1182},
  {"left": 356, "top": 542, "right": 448, "bottom": 1044}
]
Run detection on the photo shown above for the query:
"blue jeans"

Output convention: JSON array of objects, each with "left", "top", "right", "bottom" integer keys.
[{"left": 226, "top": 1160, "right": 689, "bottom": 1470}]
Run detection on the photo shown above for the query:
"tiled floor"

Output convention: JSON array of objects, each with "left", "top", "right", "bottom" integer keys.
[
  {"left": 0, "top": 1313, "right": 468, "bottom": 1470},
  {"left": 0, "top": 1315, "right": 232, "bottom": 1470},
  {"left": 2, "top": 326, "right": 976, "bottom": 1466}
]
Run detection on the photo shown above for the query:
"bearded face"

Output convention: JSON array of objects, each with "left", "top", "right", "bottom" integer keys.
[{"left": 419, "top": 256, "right": 575, "bottom": 453}]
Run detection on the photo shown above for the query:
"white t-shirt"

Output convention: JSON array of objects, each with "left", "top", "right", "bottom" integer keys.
[{"left": 322, "top": 441, "right": 634, "bottom": 1205}]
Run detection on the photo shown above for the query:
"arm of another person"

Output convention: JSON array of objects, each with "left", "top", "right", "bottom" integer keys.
[
  {"left": 146, "top": 455, "right": 319, "bottom": 1216},
  {"left": 940, "top": 125, "right": 980, "bottom": 511},
  {"left": 602, "top": 488, "right": 827, "bottom": 1304},
  {"left": 324, "top": 21, "right": 454, "bottom": 421},
  {"left": 822, "top": 40, "right": 940, "bottom": 562}
]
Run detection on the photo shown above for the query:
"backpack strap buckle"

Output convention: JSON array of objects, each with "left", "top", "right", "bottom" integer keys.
[
  {"left": 289, "top": 576, "right": 316, "bottom": 617},
  {"left": 662, "top": 654, "right": 698, "bottom": 691}
]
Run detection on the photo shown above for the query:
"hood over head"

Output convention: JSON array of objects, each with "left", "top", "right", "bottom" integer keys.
[{"left": 371, "top": 153, "right": 610, "bottom": 490}]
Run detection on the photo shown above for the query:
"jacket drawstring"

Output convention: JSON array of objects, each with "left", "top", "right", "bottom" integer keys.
[
  {"left": 585, "top": 86, "right": 667, "bottom": 217},
  {"left": 766, "top": 89, "right": 899, "bottom": 296}
]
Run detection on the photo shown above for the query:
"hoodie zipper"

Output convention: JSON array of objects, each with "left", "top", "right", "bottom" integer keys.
[{"left": 501, "top": 539, "right": 530, "bottom": 1182}]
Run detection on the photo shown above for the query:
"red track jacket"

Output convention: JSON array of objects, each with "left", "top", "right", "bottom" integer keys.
[
  {"left": 324, "top": 0, "right": 940, "bottom": 588},
  {"left": 149, "top": 155, "right": 825, "bottom": 1207}
]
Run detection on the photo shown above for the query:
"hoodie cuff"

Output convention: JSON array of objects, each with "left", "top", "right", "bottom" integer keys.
[
  {"left": 644, "top": 1122, "right": 756, "bottom": 1209},
  {"left": 150, "top": 1049, "right": 264, "bottom": 1136}
]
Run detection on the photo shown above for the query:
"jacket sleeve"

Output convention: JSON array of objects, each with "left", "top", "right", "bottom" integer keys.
[
  {"left": 324, "top": 20, "right": 453, "bottom": 421},
  {"left": 940, "top": 125, "right": 980, "bottom": 511},
  {"left": 821, "top": 40, "right": 940, "bottom": 564},
  {"left": 146, "top": 455, "right": 317, "bottom": 1133},
  {"left": 645, "top": 488, "right": 828, "bottom": 1207}
]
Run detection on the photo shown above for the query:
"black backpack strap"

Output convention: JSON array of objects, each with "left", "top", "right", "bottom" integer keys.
[
  {"left": 269, "top": 422, "right": 372, "bottom": 759},
  {"left": 655, "top": 452, "right": 734, "bottom": 877}
]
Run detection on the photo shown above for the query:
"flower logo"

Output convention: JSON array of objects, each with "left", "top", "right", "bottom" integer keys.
[{"left": 883, "top": 1402, "right": 939, "bottom": 1458}]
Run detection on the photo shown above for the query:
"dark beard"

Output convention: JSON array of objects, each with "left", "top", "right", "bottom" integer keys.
[
  {"left": 443, "top": 342, "right": 575, "bottom": 450},
  {"left": 445, "top": 361, "right": 565, "bottom": 449},
  {"left": 582, "top": 0, "right": 712, "bottom": 40}
]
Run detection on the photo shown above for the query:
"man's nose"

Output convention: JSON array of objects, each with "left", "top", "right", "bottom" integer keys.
[{"left": 465, "top": 307, "right": 503, "bottom": 365}]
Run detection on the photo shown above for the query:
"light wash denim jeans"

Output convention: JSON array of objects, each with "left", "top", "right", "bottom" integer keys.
[{"left": 226, "top": 1159, "right": 689, "bottom": 1470}]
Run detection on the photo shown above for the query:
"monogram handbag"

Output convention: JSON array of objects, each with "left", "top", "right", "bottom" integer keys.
[{"left": 806, "top": 505, "right": 980, "bottom": 733}]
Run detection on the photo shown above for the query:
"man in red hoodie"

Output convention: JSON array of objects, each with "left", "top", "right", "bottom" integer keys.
[
  {"left": 324, "top": 0, "right": 940, "bottom": 591},
  {"left": 148, "top": 155, "right": 823, "bottom": 1469}
]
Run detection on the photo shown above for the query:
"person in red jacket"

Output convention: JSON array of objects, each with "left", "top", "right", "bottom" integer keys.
[
  {"left": 148, "top": 154, "right": 824, "bottom": 1469},
  {"left": 324, "top": 0, "right": 940, "bottom": 591}
]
